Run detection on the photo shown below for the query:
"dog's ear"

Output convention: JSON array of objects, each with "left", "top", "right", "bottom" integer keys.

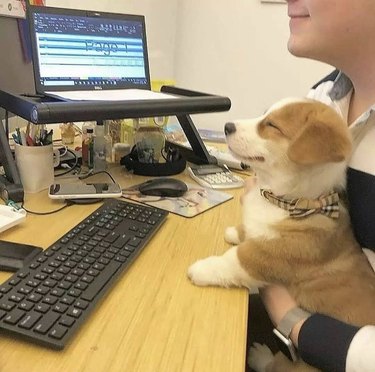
[{"left": 287, "top": 120, "right": 352, "bottom": 165}]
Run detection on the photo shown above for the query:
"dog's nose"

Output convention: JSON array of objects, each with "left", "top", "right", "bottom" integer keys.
[{"left": 224, "top": 122, "right": 236, "bottom": 136}]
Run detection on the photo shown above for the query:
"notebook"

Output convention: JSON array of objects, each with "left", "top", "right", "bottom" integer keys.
[{"left": 27, "top": 5, "right": 172, "bottom": 101}]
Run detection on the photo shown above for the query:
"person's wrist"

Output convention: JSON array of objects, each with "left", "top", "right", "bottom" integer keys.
[
  {"left": 290, "top": 317, "right": 308, "bottom": 347},
  {"left": 259, "top": 285, "right": 298, "bottom": 325}
]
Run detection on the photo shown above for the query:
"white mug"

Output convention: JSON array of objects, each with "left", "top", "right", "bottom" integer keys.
[{"left": 15, "top": 144, "right": 60, "bottom": 193}]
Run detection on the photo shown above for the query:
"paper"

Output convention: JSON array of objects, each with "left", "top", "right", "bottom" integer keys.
[
  {"left": 45, "top": 89, "right": 178, "bottom": 102},
  {"left": 122, "top": 182, "right": 233, "bottom": 218},
  {"left": 0, "top": 205, "right": 26, "bottom": 234}
]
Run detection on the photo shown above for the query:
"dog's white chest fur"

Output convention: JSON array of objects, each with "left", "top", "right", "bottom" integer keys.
[{"left": 242, "top": 188, "right": 288, "bottom": 239}]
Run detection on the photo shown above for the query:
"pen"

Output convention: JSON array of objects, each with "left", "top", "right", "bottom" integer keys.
[
  {"left": 42, "top": 129, "right": 53, "bottom": 145},
  {"left": 15, "top": 128, "right": 22, "bottom": 145},
  {"left": 26, "top": 135, "right": 34, "bottom": 146},
  {"left": 26, "top": 122, "right": 31, "bottom": 138},
  {"left": 12, "top": 133, "right": 20, "bottom": 144},
  {"left": 20, "top": 131, "right": 27, "bottom": 146}
]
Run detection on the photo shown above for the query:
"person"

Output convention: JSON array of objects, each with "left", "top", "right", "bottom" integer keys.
[{"left": 255, "top": 1, "right": 375, "bottom": 371}]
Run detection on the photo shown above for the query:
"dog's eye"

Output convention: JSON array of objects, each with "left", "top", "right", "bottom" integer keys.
[{"left": 265, "top": 121, "right": 279, "bottom": 130}]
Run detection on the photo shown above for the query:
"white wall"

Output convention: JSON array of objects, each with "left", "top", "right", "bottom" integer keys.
[
  {"left": 174, "top": 0, "right": 332, "bottom": 130},
  {"left": 46, "top": 1, "right": 333, "bottom": 131},
  {"left": 46, "top": 0, "right": 178, "bottom": 80}
]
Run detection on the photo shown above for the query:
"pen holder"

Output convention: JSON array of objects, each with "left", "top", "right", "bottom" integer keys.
[{"left": 15, "top": 144, "right": 60, "bottom": 193}]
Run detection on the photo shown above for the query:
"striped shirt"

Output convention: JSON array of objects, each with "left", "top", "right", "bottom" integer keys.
[{"left": 298, "top": 70, "right": 375, "bottom": 372}]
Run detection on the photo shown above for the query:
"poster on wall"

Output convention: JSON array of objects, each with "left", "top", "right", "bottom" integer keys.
[
  {"left": 0, "top": 0, "right": 44, "bottom": 18},
  {"left": 0, "top": 0, "right": 26, "bottom": 18}
]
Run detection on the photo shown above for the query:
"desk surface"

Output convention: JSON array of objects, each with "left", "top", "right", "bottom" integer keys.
[{"left": 0, "top": 167, "right": 248, "bottom": 372}]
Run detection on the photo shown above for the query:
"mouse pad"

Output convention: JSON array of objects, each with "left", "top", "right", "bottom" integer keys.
[{"left": 122, "top": 182, "right": 233, "bottom": 218}]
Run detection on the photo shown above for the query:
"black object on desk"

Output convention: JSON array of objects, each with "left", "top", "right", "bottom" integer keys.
[
  {"left": 0, "top": 119, "right": 24, "bottom": 203},
  {"left": 0, "top": 199, "right": 168, "bottom": 349},
  {"left": 138, "top": 178, "right": 188, "bottom": 197},
  {"left": 0, "top": 241, "right": 43, "bottom": 272}
]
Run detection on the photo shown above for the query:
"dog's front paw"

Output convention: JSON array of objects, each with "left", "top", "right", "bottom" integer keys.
[
  {"left": 188, "top": 257, "right": 223, "bottom": 287},
  {"left": 224, "top": 226, "right": 240, "bottom": 244},
  {"left": 248, "top": 343, "right": 274, "bottom": 372},
  {"left": 188, "top": 247, "right": 252, "bottom": 288}
]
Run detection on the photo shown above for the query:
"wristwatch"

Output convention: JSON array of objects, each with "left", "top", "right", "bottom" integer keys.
[{"left": 273, "top": 307, "right": 311, "bottom": 361}]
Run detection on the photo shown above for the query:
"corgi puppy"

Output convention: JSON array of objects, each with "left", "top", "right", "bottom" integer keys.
[{"left": 187, "top": 98, "right": 375, "bottom": 372}]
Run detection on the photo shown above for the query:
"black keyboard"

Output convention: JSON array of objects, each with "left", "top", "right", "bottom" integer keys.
[{"left": 0, "top": 199, "right": 168, "bottom": 349}]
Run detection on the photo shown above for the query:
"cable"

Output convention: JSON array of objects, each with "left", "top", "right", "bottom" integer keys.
[
  {"left": 79, "top": 170, "right": 117, "bottom": 183},
  {"left": 55, "top": 149, "right": 80, "bottom": 177},
  {"left": 20, "top": 200, "right": 74, "bottom": 215}
]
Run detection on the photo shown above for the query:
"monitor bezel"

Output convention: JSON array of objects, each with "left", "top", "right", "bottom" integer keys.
[{"left": 27, "top": 5, "right": 151, "bottom": 94}]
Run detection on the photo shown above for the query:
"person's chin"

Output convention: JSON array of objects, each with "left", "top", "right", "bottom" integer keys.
[{"left": 287, "top": 38, "right": 306, "bottom": 57}]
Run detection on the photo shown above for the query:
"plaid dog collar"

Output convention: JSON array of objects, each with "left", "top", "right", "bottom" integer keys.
[{"left": 260, "top": 189, "right": 340, "bottom": 219}]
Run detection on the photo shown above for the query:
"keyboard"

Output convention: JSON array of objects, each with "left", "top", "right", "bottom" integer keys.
[{"left": 0, "top": 199, "right": 168, "bottom": 349}]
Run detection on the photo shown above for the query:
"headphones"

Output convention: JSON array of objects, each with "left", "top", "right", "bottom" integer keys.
[{"left": 120, "top": 143, "right": 186, "bottom": 176}]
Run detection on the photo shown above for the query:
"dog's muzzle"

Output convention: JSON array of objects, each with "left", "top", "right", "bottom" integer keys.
[{"left": 224, "top": 122, "right": 236, "bottom": 136}]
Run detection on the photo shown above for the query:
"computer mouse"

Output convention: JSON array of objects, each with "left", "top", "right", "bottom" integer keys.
[{"left": 138, "top": 178, "right": 188, "bottom": 197}]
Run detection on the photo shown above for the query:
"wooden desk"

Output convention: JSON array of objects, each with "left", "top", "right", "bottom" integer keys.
[{"left": 0, "top": 167, "right": 248, "bottom": 372}]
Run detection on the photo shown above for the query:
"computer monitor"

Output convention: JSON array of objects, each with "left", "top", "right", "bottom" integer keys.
[
  {"left": 0, "top": 16, "right": 33, "bottom": 202},
  {"left": 27, "top": 5, "right": 151, "bottom": 95},
  {"left": 0, "top": 16, "right": 35, "bottom": 115}
]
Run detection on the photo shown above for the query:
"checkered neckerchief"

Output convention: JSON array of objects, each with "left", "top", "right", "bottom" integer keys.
[{"left": 260, "top": 189, "right": 340, "bottom": 219}]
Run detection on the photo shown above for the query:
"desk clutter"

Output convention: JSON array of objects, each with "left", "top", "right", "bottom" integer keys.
[
  {"left": 14, "top": 141, "right": 60, "bottom": 194},
  {"left": 123, "top": 181, "right": 233, "bottom": 218},
  {"left": 12, "top": 124, "right": 53, "bottom": 147},
  {"left": 0, "top": 204, "right": 26, "bottom": 234}
]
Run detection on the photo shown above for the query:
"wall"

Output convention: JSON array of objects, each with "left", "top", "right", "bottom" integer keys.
[
  {"left": 174, "top": 0, "right": 332, "bottom": 130},
  {"left": 48, "top": 1, "right": 333, "bottom": 131},
  {"left": 46, "top": 0, "right": 178, "bottom": 80}
]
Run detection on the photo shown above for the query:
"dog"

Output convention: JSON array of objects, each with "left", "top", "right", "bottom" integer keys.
[{"left": 187, "top": 98, "right": 375, "bottom": 372}]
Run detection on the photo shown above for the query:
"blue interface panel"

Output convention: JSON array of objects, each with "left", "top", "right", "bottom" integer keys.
[{"left": 28, "top": 6, "right": 151, "bottom": 92}]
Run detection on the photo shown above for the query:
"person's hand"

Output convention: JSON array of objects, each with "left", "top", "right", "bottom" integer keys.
[{"left": 260, "top": 285, "right": 308, "bottom": 346}]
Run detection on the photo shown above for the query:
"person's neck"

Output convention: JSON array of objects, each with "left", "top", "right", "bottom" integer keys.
[{"left": 344, "top": 67, "right": 375, "bottom": 124}]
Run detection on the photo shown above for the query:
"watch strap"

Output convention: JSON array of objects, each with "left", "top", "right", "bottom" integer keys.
[{"left": 277, "top": 307, "right": 311, "bottom": 338}]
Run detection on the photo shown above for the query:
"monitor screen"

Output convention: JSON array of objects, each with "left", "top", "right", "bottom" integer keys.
[
  {"left": 0, "top": 16, "right": 35, "bottom": 96},
  {"left": 28, "top": 5, "right": 151, "bottom": 93}
]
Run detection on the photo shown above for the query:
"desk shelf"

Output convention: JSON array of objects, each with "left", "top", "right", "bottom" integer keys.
[
  {"left": 0, "top": 86, "right": 231, "bottom": 202},
  {"left": 0, "top": 86, "right": 231, "bottom": 124}
]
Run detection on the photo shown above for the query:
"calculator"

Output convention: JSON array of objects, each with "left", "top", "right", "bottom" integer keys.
[{"left": 187, "top": 164, "right": 244, "bottom": 189}]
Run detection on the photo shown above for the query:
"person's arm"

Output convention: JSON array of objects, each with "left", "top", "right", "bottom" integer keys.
[
  {"left": 298, "top": 313, "right": 358, "bottom": 371},
  {"left": 260, "top": 286, "right": 360, "bottom": 371}
]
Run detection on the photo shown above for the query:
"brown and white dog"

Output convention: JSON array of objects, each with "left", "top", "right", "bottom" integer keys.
[{"left": 187, "top": 98, "right": 375, "bottom": 372}]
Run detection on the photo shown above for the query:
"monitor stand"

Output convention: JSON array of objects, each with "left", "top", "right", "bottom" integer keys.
[
  {"left": 0, "top": 112, "right": 24, "bottom": 203},
  {"left": 165, "top": 114, "right": 217, "bottom": 165}
]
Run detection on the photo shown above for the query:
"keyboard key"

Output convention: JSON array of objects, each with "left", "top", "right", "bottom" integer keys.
[
  {"left": 18, "top": 301, "right": 34, "bottom": 311},
  {"left": 34, "top": 312, "right": 60, "bottom": 334},
  {"left": 18, "top": 311, "right": 42, "bottom": 329},
  {"left": 81, "top": 261, "right": 121, "bottom": 302},
  {"left": 59, "top": 316, "right": 75, "bottom": 327},
  {"left": 67, "top": 308, "right": 82, "bottom": 319},
  {"left": 49, "top": 325, "right": 68, "bottom": 339},
  {"left": 4, "top": 309, "right": 25, "bottom": 325}
]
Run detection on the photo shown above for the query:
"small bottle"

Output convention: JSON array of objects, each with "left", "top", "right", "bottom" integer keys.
[
  {"left": 81, "top": 128, "right": 94, "bottom": 172},
  {"left": 134, "top": 122, "right": 165, "bottom": 163},
  {"left": 93, "top": 122, "right": 106, "bottom": 172},
  {"left": 60, "top": 122, "right": 76, "bottom": 145},
  {"left": 104, "top": 121, "right": 113, "bottom": 163}
]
